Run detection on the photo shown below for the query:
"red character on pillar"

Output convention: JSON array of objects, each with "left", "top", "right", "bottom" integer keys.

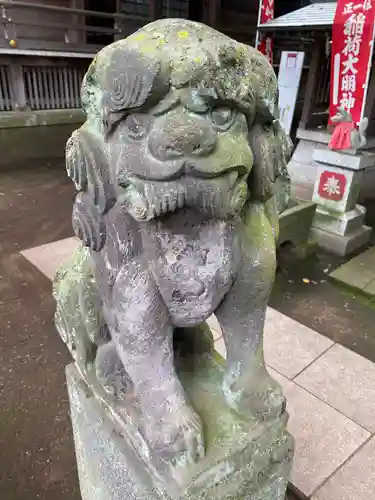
[{"left": 318, "top": 170, "right": 347, "bottom": 201}]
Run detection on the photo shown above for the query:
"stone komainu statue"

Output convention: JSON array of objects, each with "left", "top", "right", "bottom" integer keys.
[{"left": 53, "top": 19, "right": 293, "bottom": 466}]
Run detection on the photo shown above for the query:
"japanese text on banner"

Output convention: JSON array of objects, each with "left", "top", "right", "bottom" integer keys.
[
  {"left": 256, "top": 0, "right": 274, "bottom": 63},
  {"left": 330, "top": 0, "right": 375, "bottom": 124}
]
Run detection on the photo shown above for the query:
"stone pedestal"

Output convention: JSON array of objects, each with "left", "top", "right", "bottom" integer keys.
[
  {"left": 309, "top": 149, "right": 372, "bottom": 256},
  {"left": 66, "top": 351, "right": 293, "bottom": 500},
  {"left": 287, "top": 128, "right": 375, "bottom": 203}
]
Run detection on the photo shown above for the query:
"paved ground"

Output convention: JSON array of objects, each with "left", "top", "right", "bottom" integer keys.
[
  {"left": 270, "top": 248, "right": 375, "bottom": 363},
  {"left": 210, "top": 312, "right": 375, "bottom": 500},
  {"left": 0, "top": 165, "right": 79, "bottom": 500},
  {"left": 2, "top": 164, "right": 375, "bottom": 499}
]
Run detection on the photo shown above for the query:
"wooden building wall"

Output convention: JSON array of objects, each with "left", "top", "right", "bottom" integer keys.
[
  {"left": 0, "top": 0, "right": 321, "bottom": 116},
  {"left": 1, "top": 0, "right": 319, "bottom": 54},
  {"left": 3, "top": 0, "right": 81, "bottom": 45}
]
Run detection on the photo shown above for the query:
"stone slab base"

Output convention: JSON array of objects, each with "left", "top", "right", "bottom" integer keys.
[
  {"left": 313, "top": 205, "right": 366, "bottom": 237},
  {"left": 310, "top": 225, "right": 372, "bottom": 256},
  {"left": 278, "top": 200, "right": 317, "bottom": 248},
  {"left": 66, "top": 355, "right": 293, "bottom": 500}
]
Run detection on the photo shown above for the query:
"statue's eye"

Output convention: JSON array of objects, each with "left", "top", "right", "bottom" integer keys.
[
  {"left": 124, "top": 114, "right": 149, "bottom": 139},
  {"left": 210, "top": 106, "right": 235, "bottom": 130}
]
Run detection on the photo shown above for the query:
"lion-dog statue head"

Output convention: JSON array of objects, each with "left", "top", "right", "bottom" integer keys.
[{"left": 57, "top": 19, "right": 293, "bottom": 473}]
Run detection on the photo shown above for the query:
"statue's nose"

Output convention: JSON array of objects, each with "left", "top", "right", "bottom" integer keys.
[{"left": 148, "top": 115, "right": 217, "bottom": 161}]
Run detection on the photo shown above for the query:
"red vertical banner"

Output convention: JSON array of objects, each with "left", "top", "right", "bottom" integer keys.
[
  {"left": 256, "top": 0, "right": 274, "bottom": 64},
  {"left": 330, "top": 0, "right": 375, "bottom": 124}
]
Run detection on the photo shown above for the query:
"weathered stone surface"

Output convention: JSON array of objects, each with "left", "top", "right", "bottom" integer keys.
[
  {"left": 313, "top": 205, "right": 366, "bottom": 237},
  {"left": 312, "top": 149, "right": 375, "bottom": 171},
  {"left": 67, "top": 355, "right": 293, "bottom": 500},
  {"left": 278, "top": 200, "right": 316, "bottom": 248},
  {"left": 54, "top": 18, "right": 294, "bottom": 499},
  {"left": 310, "top": 225, "right": 371, "bottom": 256}
]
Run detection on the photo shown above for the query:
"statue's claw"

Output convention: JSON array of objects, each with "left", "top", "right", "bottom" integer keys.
[{"left": 147, "top": 402, "right": 204, "bottom": 467}]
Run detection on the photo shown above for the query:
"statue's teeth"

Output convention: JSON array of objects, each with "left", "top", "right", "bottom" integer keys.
[
  {"left": 177, "top": 188, "right": 185, "bottom": 208},
  {"left": 161, "top": 194, "right": 169, "bottom": 214}
]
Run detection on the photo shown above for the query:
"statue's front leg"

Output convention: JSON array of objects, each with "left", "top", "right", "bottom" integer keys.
[
  {"left": 215, "top": 202, "right": 285, "bottom": 420},
  {"left": 109, "top": 261, "right": 204, "bottom": 465}
]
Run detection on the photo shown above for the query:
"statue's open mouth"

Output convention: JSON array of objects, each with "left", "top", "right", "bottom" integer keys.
[{"left": 118, "top": 166, "right": 249, "bottom": 221}]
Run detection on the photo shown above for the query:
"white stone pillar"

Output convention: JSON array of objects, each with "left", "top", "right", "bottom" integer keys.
[{"left": 310, "top": 148, "right": 373, "bottom": 256}]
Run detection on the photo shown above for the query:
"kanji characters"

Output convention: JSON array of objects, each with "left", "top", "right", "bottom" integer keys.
[
  {"left": 341, "top": 74, "right": 357, "bottom": 92},
  {"left": 342, "top": 53, "right": 359, "bottom": 74},
  {"left": 340, "top": 91, "right": 356, "bottom": 110},
  {"left": 344, "top": 12, "right": 366, "bottom": 36},
  {"left": 344, "top": 0, "right": 372, "bottom": 13},
  {"left": 322, "top": 176, "right": 342, "bottom": 196},
  {"left": 331, "top": 0, "right": 375, "bottom": 124},
  {"left": 363, "top": 0, "right": 372, "bottom": 10},
  {"left": 343, "top": 33, "right": 362, "bottom": 55},
  {"left": 318, "top": 171, "right": 347, "bottom": 201}
]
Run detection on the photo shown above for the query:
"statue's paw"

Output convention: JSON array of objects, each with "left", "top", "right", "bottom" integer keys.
[
  {"left": 223, "top": 369, "right": 286, "bottom": 421},
  {"left": 238, "top": 383, "right": 286, "bottom": 421},
  {"left": 147, "top": 403, "right": 205, "bottom": 467}
]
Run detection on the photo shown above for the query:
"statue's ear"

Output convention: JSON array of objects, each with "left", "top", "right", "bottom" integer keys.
[
  {"left": 248, "top": 120, "right": 292, "bottom": 210},
  {"left": 248, "top": 123, "right": 278, "bottom": 202},
  {"left": 66, "top": 127, "right": 116, "bottom": 251},
  {"left": 253, "top": 59, "right": 280, "bottom": 125},
  {"left": 66, "top": 127, "right": 115, "bottom": 215}
]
